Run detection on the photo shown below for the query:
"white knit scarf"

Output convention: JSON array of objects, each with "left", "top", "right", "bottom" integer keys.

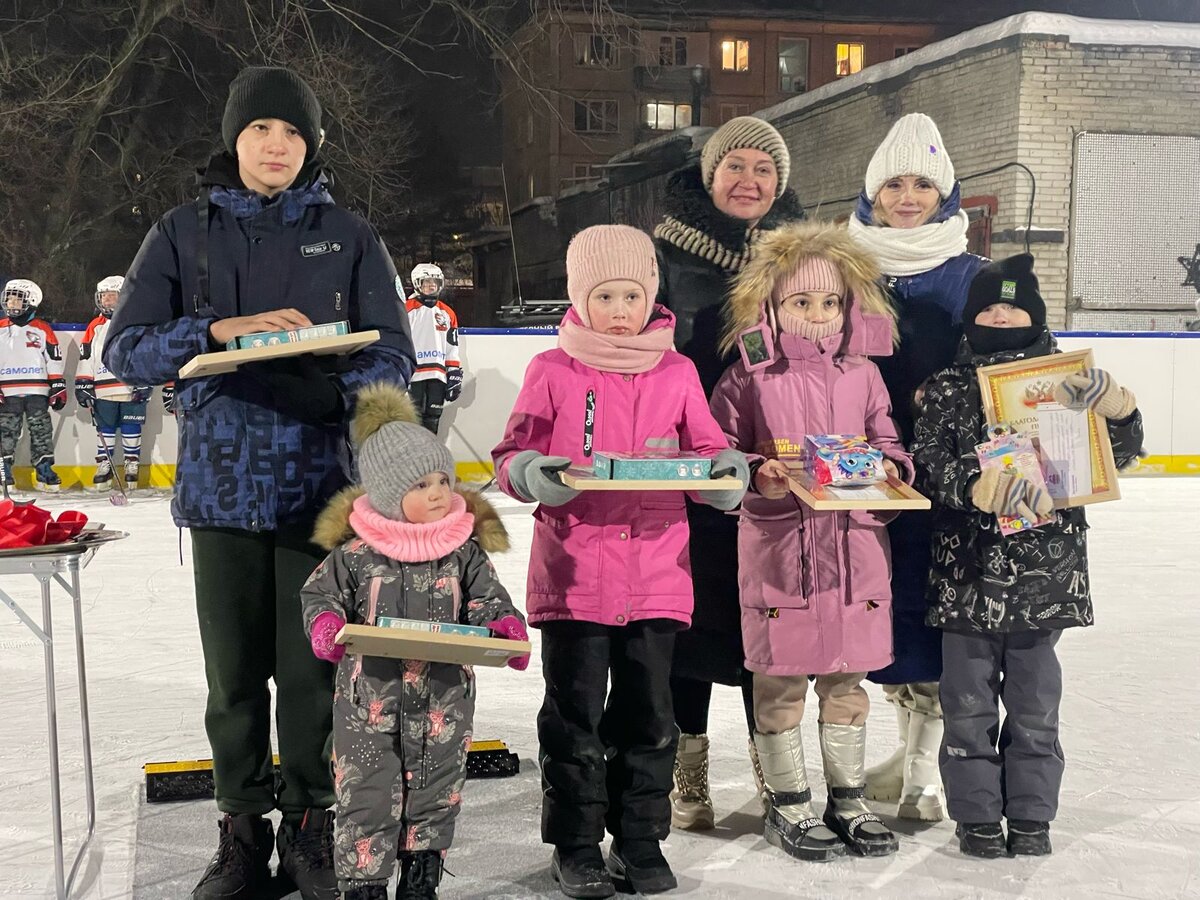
[{"left": 847, "top": 209, "right": 970, "bottom": 277}]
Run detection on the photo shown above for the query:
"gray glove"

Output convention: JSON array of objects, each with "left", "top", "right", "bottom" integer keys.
[
  {"left": 699, "top": 449, "right": 750, "bottom": 511},
  {"left": 507, "top": 450, "right": 581, "bottom": 507}
]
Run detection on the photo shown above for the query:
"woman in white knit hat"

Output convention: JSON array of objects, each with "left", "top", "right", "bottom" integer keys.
[
  {"left": 847, "top": 112, "right": 987, "bottom": 825},
  {"left": 652, "top": 116, "right": 804, "bottom": 832}
]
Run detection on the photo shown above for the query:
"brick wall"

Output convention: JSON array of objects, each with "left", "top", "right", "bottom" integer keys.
[{"left": 763, "top": 35, "right": 1200, "bottom": 328}]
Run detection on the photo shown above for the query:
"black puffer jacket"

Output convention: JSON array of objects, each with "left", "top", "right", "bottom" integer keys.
[
  {"left": 652, "top": 165, "right": 803, "bottom": 685},
  {"left": 912, "top": 331, "right": 1144, "bottom": 635}
]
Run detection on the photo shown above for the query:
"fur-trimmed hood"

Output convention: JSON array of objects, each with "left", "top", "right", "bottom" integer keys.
[
  {"left": 311, "top": 484, "right": 510, "bottom": 554},
  {"left": 720, "top": 220, "right": 897, "bottom": 357}
]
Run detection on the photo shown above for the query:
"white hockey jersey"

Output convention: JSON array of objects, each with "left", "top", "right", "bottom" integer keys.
[
  {"left": 405, "top": 297, "right": 461, "bottom": 384},
  {"left": 76, "top": 316, "right": 136, "bottom": 400},
  {"left": 0, "top": 317, "right": 63, "bottom": 398}
]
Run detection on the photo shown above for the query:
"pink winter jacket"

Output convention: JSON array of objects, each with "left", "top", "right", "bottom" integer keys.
[
  {"left": 709, "top": 303, "right": 912, "bottom": 677},
  {"left": 492, "top": 309, "right": 730, "bottom": 629}
]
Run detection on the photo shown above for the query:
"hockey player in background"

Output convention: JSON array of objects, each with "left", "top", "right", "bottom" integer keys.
[
  {"left": 405, "top": 263, "right": 462, "bottom": 434},
  {"left": 0, "top": 278, "right": 65, "bottom": 491},
  {"left": 75, "top": 275, "right": 152, "bottom": 490}
]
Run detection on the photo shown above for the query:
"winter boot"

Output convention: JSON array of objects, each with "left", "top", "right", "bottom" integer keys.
[
  {"left": 398, "top": 849, "right": 443, "bottom": 899},
  {"left": 124, "top": 457, "right": 140, "bottom": 488},
  {"left": 33, "top": 458, "right": 61, "bottom": 492},
  {"left": 956, "top": 822, "right": 1007, "bottom": 859},
  {"left": 340, "top": 883, "right": 388, "bottom": 900},
  {"left": 192, "top": 813, "right": 275, "bottom": 899},
  {"left": 865, "top": 705, "right": 910, "bottom": 803},
  {"left": 0, "top": 456, "right": 13, "bottom": 488},
  {"left": 819, "top": 723, "right": 899, "bottom": 857},
  {"left": 551, "top": 845, "right": 615, "bottom": 899},
  {"left": 607, "top": 839, "right": 676, "bottom": 894},
  {"left": 670, "top": 733, "right": 714, "bottom": 830},
  {"left": 897, "top": 708, "right": 946, "bottom": 821},
  {"left": 277, "top": 809, "right": 338, "bottom": 899},
  {"left": 753, "top": 727, "right": 845, "bottom": 862},
  {"left": 90, "top": 456, "right": 113, "bottom": 492},
  {"left": 749, "top": 737, "right": 771, "bottom": 816},
  {"left": 1006, "top": 819, "right": 1052, "bottom": 856}
]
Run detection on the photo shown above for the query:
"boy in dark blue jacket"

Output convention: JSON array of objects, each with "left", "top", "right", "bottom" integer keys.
[{"left": 105, "top": 66, "right": 415, "bottom": 900}]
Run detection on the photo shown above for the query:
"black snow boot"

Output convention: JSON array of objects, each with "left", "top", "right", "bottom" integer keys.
[
  {"left": 341, "top": 882, "right": 388, "bottom": 900},
  {"left": 192, "top": 813, "right": 274, "bottom": 899},
  {"left": 551, "top": 845, "right": 615, "bottom": 899},
  {"left": 277, "top": 809, "right": 338, "bottom": 899},
  {"left": 607, "top": 839, "right": 677, "bottom": 895},
  {"left": 1007, "top": 819, "right": 1052, "bottom": 856},
  {"left": 397, "top": 849, "right": 444, "bottom": 899},
  {"left": 956, "top": 821, "right": 1007, "bottom": 859}
]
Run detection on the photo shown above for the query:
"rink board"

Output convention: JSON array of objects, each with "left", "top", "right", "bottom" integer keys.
[
  {"left": 336, "top": 622, "right": 530, "bottom": 667},
  {"left": 178, "top": 330, "right": 380, "bottom": 378}
]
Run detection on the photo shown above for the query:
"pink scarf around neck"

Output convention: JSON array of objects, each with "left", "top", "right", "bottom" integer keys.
[
  {"left": 349, "top": 493, "right": 475, "bottom": 562},
  {"left": 557, "top": 306, "right": 675, "bottom": 374}
]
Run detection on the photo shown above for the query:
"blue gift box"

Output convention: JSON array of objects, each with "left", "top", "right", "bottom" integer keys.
[
  {"left": 375, "top": 617, "right": 492, "bottom": 638},
  {"left": 225, "top": 320, "right": 350, "bottom": 350},
  {"left": 592, "top": 451, "right": 713, "bottom": 481}
]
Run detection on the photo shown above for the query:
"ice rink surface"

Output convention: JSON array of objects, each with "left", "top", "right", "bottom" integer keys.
[{"left": 1, "top": 479, "right": 1196, "bottom": 899}]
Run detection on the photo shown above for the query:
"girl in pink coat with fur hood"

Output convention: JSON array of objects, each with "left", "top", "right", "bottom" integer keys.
[
  {"left": 493, "top": 225, "right": 749, "bottom": 899},
  {"left": 710, "top": 221, "right": 911, "bottom": 864}
]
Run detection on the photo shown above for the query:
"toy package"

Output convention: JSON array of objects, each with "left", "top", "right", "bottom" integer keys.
[
  {"left": 803, "top": 435, "right": 887, "bottom": 487},
  {"left": 375, "top": 617, "right": 492, "bottom": 638},
  {"left": 974, "top": 423, "right": 1055, "bottom": 535},
  {"left": 591, "top": 450, "right": 713, "bottom": 481},
  {"left": 225, "top": 320, "right": 350, "bottom": 350}
]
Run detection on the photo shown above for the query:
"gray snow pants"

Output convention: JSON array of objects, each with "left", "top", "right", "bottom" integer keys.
[
  {"left": 940, "top": 629, "right": 1065, "bottom": 824},
  {"left": 0, "top": 394, "right": 54, "bottom": 463}
]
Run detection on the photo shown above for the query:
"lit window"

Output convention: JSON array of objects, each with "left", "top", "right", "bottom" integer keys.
[
  {"left": 778, "top": 38, "right": 809, "bottom": 93},
  {"left": 658, "top": 35, "right": 688, "bottom": 67},
  {"left": 643, "top": 101, "right": 692, "bottom": 131},
  {"left": 574, "top": 33, "right": 617, "bottom": 68},
  {"left": 836, "top": 42, "right": 864, "bottom": 77},
  {"left": 573, "top": 100, "right": 620, "bottom": 134},
  {"left": 721, "top": 39, "right": 750, "bottom": 72}
]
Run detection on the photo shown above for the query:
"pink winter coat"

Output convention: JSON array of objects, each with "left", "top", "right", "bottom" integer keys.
[
  {"left": 493, "top": 308, "right": 730, "bottom": 629},
  {"left": 710, "top": 301, "right": 912, "bottom": 677}
]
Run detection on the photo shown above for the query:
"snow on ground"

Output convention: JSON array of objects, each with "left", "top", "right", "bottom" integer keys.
[{"left": 1, "top": 479, "right": 1197, "bottom": 899}]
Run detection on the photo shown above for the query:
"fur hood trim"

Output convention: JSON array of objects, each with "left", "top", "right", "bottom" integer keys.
[
  {"left": 312, "top": 485, "right": 510, "bottom": 554},
  {"left": 720, "top": 220, "right": 897, "bottom": 355},
  {"left": 350, "top": 382, "right": 419, "bottom": 448}
]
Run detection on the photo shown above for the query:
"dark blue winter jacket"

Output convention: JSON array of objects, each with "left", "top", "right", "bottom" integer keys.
[{"left": 104, "top": 154, "right": 415, "bottom": 531}]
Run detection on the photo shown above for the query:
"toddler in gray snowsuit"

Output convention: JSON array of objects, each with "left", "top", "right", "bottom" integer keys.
[{"left": 301, "top": 383, "right": 529, "bottom": 900}]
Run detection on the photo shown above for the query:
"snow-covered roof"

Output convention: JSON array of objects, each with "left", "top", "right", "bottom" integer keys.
[{"left": 760, "top": 12, "right": 1200, "bottom": 124}]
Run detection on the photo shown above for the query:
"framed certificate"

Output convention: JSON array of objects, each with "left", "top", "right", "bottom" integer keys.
[{"left": 976, "top": 348, "right": 1120, "bottom": 508}]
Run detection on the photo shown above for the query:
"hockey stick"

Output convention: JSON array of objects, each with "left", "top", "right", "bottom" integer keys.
[{"left": 89, "top": 408, "right": 129, "bottom": 507}]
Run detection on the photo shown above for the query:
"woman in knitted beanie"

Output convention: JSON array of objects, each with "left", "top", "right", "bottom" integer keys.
[
  {"left": 652, "top": 115, "right": 805, "bottom": 834},
  {"left": 846, "top": 112, "right": 987, "bottom": 824}
]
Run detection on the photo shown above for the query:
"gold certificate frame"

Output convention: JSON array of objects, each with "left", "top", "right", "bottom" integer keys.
[{"left": 976, "top": 348, "right": 1120, "bottom": 508}]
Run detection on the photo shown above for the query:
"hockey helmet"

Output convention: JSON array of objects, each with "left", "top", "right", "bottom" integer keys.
[
  {"left": 411, "top": 263, "right": 444, "bottom": 300},
  {"left": 3, "top": 278, "right": 43, "bottom": 319},
  {"left": 95, "top": 275, "right": 125, "bottom": 317}
]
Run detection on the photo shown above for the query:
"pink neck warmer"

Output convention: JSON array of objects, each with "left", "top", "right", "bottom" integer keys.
[
  {"left": 557, "top": 306, "right": 675, "bottom": 374},
  {"left": 777, "top": 309, "right": 844, "bottom": 344},
  {"left": 349, "top": 493, "right": 475, "bottom": 562}
]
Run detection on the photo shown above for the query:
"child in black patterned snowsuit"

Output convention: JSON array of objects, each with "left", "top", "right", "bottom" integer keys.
[
  {"left": 301, "top": 383, "right": 529, "bottom": 900},
  {"left": 912, "top": 255, "right": 1143, "bottom": 860}
]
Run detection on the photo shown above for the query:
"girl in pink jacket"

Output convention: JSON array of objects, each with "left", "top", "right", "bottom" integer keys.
[
  {"left": 492, "top": 225, "right": 748, "bottom": 899},
  {"left": 710, "top": 221, "right": 911, "bottom": 863}
]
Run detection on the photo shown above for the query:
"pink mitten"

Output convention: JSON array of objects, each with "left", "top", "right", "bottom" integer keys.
[
  {"left": 310, "top": 611, "right": 347, "bottom": 664},
  {"left": 487, "top": 615, "right": 530, "bottom": 671}
]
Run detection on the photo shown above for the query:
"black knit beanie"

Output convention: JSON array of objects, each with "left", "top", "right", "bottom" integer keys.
[
  {"left": 221, "top": 66, "right": 322, "bottom": 160},
  {"left": 963, "top": 253, "right": 1046, "bottom": 354}
]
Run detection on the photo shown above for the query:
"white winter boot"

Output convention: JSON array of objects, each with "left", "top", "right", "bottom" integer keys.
[
  {"left": 671, "top": 734, "right": 714, "bottom": 830},
  {"left": 819, "top": 723, "right": 899, "bottom": 857},
  {"left": 754, "top": 727, "right": 845, "bottom": 862},
  {"left": 865, "top": 704, "right": 910, "bottom": 803},
  {"left": 897, "top": 709, "right": 946, "bottom": 821}
]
